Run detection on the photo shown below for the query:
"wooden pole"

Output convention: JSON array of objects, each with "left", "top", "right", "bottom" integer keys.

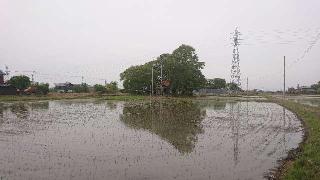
[
  {"left": 151, "top": 66, "right": 154, "bottom": 96},
  {"left": 283, "top": 56, "right": 286, "bottom": 99},
  {"left": 246, "top": 77, "right": 248, "bottom": 96}
]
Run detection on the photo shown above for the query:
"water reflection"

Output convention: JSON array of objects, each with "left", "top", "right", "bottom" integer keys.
[
  {"left": 8, "top": 102, "right": 49, "bottom": 119},
  {"left": 10, "top": 103, "right": 30, "bottom": 119},
  {"left": 29, "top": 101, "right": 49, "bottom": 110},
  {"left": 230, "top": 102, "right": 240, "bottom": 166},
  {"left": 106, "top": 101, "right": 117, "bottom": 110},
  {"left": 0, "top": 104, "right": 6, "bottom": 124},
  {"left": 0, "top": 99, "right": 304, "bottom": 180},
  {"left": 0, "top": 102, "right": 50, "bottom": 135},
  {"left": 120, "top": 100, "right": 206, "bottom": 153},
  {"left": 197, "top": 100, "right": 227, "bottom": 110},
  {"left": 282, "top": 107, "right": 287, "bottom": 153}
]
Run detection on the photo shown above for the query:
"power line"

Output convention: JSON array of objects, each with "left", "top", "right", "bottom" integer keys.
[
  {"left": 8, "top": 69, "right": 113, "bottom": 85},
  {"left": 287, "top": 29, "right": 320, "bottom": 68},
  {"left": 247, "top": 28, "right": 320, "bottom": 83}
]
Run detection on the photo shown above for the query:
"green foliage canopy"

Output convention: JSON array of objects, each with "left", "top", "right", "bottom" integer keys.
[
  {"left": 206, "top": 78, "right": 226, "bottom": 89},
  {"left": 227, "top": 82, "right": 242, "bottom": 91},
  {"left": 120, "top": 44, "right": 206, "bottom": 95},
  {"left": 34, "top": 83, "right": 49, "bottom": 95},
  {"left": 106, "top": 81, "right": 118, "bottom": 93},
  {"left": 8, "top": 75, "right": 31, "bottom": 90},
  {"left": 73, "top": 83, "right": 89, "bottom": 93},
  {"left": 94, "top": 84, "right": 106, "bottom": 93}
]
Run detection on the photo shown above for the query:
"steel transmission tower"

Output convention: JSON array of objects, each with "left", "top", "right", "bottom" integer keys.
[{"left": 231, "top": 27, "right": 242, "bottom": 88}]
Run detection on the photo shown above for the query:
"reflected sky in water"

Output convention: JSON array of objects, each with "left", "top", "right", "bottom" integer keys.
[{"left": 0, "top": 99, "right": 303, "bottom": 180}]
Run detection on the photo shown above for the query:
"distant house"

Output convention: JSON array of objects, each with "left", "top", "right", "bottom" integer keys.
[
  {"left": 0, "top": 84, "right": 17, "bottom": 95},
  {"left": 0, "top": 69, "right": 17, "bottom": 95},
  {"left": 299, "top": 86, "right": 316, "bottom": 94},
  {"left": 288, "top": 85, "right": 317, "bottom": 94},
  {"left": 0, "top": 70, "right": 5, "bottom": 85},
  {"left": 54, "top": 82, "right": 74, "bottom": 92},
  {"left": 155, "top": 80, "right": 171, "bottom": 95},
  {"left": 288, "top": 87, "right": 296, "bottom": 94}
]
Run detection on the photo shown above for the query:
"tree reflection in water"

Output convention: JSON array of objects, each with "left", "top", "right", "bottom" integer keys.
[
  {"left": 120, "top": 99, "right": 206, "bottom": 154},
  {"left": 0, "top": 102, "right": 50, "bottom": 135},
  {"left": 10, "top": 103, "right": 30, "bottom": 119},
  {"left": 0, "top": 103, "right": 8, "bottom": 125}
]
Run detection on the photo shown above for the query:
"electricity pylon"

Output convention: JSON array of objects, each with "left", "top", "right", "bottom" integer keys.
[{"left": 231, "top": 27, "right": 242, "bottom": 88}]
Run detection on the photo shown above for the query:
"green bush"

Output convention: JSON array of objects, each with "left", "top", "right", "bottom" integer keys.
[
  {"left": 106, "top": 81, "right": 118, "bottom": 94},
  {"left": 94, "top": 84, "right": 106, "bottom": 93},
  {"left": 8, "top": 75, "right": 31, "bottom": 90},
  {"left": 73, "top": 83, "right": 89, "bottom": 93},
  {"left": 35, "top": 83, "right": 49, "bottom": 95}
]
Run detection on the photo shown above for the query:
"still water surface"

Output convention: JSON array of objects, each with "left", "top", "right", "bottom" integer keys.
[{"left": 0, "top": 99, "right": 303, "bottom": 180}]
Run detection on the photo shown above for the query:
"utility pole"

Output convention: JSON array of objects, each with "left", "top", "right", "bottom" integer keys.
[
  {"left": 246, "top": 77, "right": 249, "bottom": 96},
  {"left": 283, "top": 56, "right": 286, "bottom": 99},
  {"left": 160, "top": 64, "right": 163, "bottom": 96},
  {"left": 151, "top": 65, "right": 154, "bottom": 96},
  {"left": 5, "top": 65, "right": 10, "bottom": 75},
  {"left": 81, "top": 76, "right": 84, "bottom": 84},
  {"left": 30, "top": 71, "right": 36, "bottom": 83},
  {"left": 4, "top": 65, "right": 10, "bottom": 82}
]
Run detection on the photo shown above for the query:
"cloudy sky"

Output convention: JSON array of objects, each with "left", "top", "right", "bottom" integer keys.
[{"left": 1, "top": 0, "right": 319, "bottom": 90}]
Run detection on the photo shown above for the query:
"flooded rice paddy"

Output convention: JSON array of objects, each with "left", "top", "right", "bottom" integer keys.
[
  {"left": 287, "top": 95, "right": 320, "bottom": 107},
  {"left": 0, "top": 99, "right": 303, "bottom": 180}
]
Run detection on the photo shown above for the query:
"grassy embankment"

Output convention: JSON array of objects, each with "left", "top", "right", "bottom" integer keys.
[{"left": 268, "top": 96, "right": 320, "bottom": 180}]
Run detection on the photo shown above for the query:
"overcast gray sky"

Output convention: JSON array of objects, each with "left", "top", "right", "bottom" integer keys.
[{"left": 1, "top": 0, "right": 319, "bottom": 90}]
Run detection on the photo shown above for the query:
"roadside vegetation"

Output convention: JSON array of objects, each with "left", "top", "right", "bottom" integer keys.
[{"left": 268, "top": 96, "right": 320, "bottom": 180}]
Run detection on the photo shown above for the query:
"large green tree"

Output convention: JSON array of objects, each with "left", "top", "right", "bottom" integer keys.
[
  {"left": 120, "top": 64, "right": 153, "bottom": 94},
  {"left": 120, "top": 45, "right": 206, "bottom": 95},
  {"left": 168, "top": 45, "right": 206, "bottom": 95},
  {"left": 8, "top": 75, "right": 31, "bottom": 90}
]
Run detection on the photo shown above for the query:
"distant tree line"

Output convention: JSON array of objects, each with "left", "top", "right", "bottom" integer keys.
[
  {"left": 7, "top": 75, "right": 49, "bottom": 95},
  {"left": 6, "top": 75, "right": 120, "bottom": 95}
]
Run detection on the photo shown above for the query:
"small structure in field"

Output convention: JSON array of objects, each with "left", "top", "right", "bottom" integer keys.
[
  {"left": 299, "top": 86, "right": 316, "bottom": 94},
  {"left": 0, "top": 84, "right": 17, "bottom": 95},
  {"left": 288, "top": 85, "right": 317, "bottom": 94},
  {"left": 54, "top": 82, "right": 74, "bottom": 93}
]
